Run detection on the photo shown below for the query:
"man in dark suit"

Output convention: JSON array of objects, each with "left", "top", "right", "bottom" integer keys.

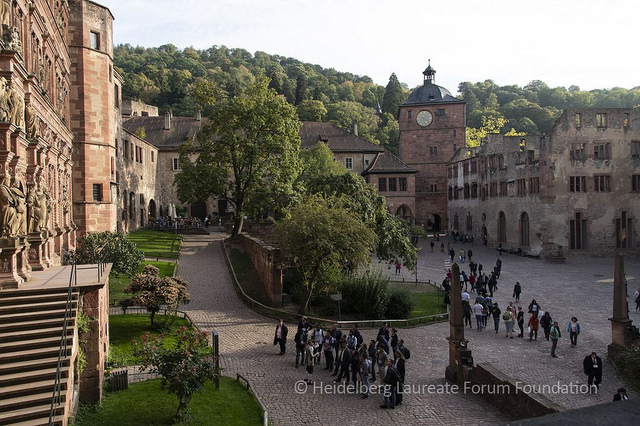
[
  {"left": 274, "top": 319, "right": 288, "bottom": 355},
  {"left": 613, "top": 388, "right": 629, "bottom": 401},
  {"left": 583, "top": 351, "right": 603, "bottom": 390},
  {"left": 334, "top": 342, "right": 352, "bottom": 382}
]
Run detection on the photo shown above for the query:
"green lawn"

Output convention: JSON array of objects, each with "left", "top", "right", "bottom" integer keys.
[
  {"left": 127, "top": 229, "right": 182, "bottom": 259},
  {"left": 390, "top": 282, "right": 447, "bottom": 319},
  {"left": 108, "top": 314, "right": 192, "bottom": 367},
  {"left": 74, "top": 377, "right": 263, "bottom": 426},
  {"left": 109, "top": 261, "right": 176, "bottom": 306}
]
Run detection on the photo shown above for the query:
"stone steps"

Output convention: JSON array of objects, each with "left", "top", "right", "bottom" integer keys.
[{"left": 0, "top": 287, "right": 78, "bottom": 426}]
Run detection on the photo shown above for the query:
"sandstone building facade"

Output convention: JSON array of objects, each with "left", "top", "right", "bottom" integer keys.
[
  {"left": 398, "top": 63, "right": 467, "bottom": 232},
  {"left": 447, "top": 109, "right": 640, "bottom": 257}
]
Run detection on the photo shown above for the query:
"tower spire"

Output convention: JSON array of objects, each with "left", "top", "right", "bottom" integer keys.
[{"left": 423, "top": 59, "right": 436, "bottom": 85}]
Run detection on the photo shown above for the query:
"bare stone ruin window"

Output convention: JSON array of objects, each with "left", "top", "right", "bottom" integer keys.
[
  {"left": 616, "top": 211, "right": 633, "bottom": 249},
  {"left": 570, "top": 212, "right": 587, "bottom": 250},
  {"left": 90, "top": 31, "right": 100, "bottom": 50}
]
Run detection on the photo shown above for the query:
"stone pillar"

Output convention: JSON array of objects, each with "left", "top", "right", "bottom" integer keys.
[
  {"left": 608, "top": 254, "right": 633, "bottom": 358},
  {"left": 0, "top": 236, "right": 29, "bottom": 288},
  {"left": 27, "top": 229, "right": 51, "bottom": 270},
  {"left": 445, "top": 263, "right": 472, "bottom": 384}
]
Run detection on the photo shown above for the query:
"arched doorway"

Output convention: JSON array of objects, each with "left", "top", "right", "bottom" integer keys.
[
  {"left": 395, "top": 205, "right": 413, "bottom": 221},
  {"left": 190, "top": 202, "right": 207, "bottom": 220},
  {"left": 427, "top": 214, "right": 441, "bottom": 233},
  {"left": 148, "top": 199, "right": 157, "bottom": 219},
  {"left": 498, "top": 211, "right": 507, "bottom": 243},
  {"left": 520, "top": 212, "right": 530, "bottom": 246}
]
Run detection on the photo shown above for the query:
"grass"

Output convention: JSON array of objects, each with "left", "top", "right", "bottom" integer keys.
[
  {"left": 74, "top": 377, "right": 263, "bottom": 426},
  {"left": 127, "top": 229, "right": 182, "bottom": 259},
  {"left": 108, "top": 314, "right": 192, "bottom": 367},
  {"left": 109, "top": 261, "right": 176, "bottom": 306},
  {"left": 389, "top": 282, "right": 447, "bottom": 319},
  {"left": 225, "top": 245, "right": 271, "bottom": 306}
]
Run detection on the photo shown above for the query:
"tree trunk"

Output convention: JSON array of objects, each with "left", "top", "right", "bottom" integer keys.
[
  {"left": 298, "top": 285, "right": 313, "bottom": 314},
  {"left": 232, "top": 215, "right": 244, "bottom": 237},
  {"left": 150, "top": 310, "right": 156, "bottom": 325}
]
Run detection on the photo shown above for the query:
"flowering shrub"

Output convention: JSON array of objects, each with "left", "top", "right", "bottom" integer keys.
[
  {"left": 133, "top": 327, "right": 217, "bottom": 419},
  {"left": 125, "top": 265, "right": 190, "bottom": 325}
]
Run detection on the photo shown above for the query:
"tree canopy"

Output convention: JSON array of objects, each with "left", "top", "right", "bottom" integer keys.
[
  {"left": 277, "top": 194, "right": 377, "bottom": 314},
  {"left": 175, "top": 76, "right": 302, "bottom": 235}
]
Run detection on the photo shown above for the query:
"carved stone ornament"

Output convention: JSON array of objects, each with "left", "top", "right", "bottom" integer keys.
[
  {"left": 0, "top": 77, "right": 10, "bottom": 123},
  {"left": 8, "top": 87, "right": 25, "bottom": 128},
  {"left": 0, "top": 174, "right": 17, "bottom": 237},
  {"left": 2, "top": 25, "right": 22, "bottom": 54},
  {"left": 26, "top": 103, "right": 37, "bottom": 139}
]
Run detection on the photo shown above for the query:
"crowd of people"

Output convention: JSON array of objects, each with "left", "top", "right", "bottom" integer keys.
[
  {"left": 439, "top": 246, "right": 616, "bottom": 394},
  {"left": 274, "top": 318, "right": 411, "bottom": 409}
]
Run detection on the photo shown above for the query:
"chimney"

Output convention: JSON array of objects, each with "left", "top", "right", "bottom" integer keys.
[
  {"left": 353, "top": 121, "right": 358, "bottom": 136},
  {"left": 164, "top": 110, "right": 172, "bottom": 130},
  {"left": 195, "top": 110, "right": 201, "bottom": 121}
]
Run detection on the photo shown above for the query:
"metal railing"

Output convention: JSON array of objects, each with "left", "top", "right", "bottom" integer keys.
[
  {"left": 49, "top": 253, "right": 78, "bottom": 425},
  {"left": 236, "top": 373, "right": 269, "bottom": 426}
]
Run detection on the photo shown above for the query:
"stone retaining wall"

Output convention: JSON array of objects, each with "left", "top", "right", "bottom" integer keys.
[
  {"left": 471, "top": 363, "right": 563, "bottom": 420},
  {"left": 239, "top": 234, "right": 282, "bottom": 306}
]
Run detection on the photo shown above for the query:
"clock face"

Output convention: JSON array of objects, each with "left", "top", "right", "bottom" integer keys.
[{"left": 416, "top": 110, "right": 433, "bottom": 127}]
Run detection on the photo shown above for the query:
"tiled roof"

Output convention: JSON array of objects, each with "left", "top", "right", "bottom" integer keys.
[
  {"left": 299, "top": 122, "right": 384, "bottom": 153},
  {"left": 364, "top": 150, "right": 417, "bottom": 175},
  {"left": 122, "top": 116, "right": 207, "bottom": 151},
  {"left": 404, "top": 82, "right": 463, "bottom": 105}
]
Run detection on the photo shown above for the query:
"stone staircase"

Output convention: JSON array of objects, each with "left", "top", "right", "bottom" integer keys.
[{"left": 0, "top": 287, "right": 79, "bottom": 426}]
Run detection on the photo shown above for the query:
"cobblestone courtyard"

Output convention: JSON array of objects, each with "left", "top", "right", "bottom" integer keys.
[{"left": 177, "top": 232, "right": 639, "bottom": 425}]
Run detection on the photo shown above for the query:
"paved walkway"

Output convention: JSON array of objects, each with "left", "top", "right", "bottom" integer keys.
[{"left": 177, "top": 232, "right": 638, "bottom": 425}]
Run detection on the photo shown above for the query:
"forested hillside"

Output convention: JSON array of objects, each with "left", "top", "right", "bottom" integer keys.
[{"left": 114, "top": 43, "right": 640, "bottom": 152}]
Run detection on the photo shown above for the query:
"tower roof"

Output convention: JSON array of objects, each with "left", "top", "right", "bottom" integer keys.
[{"left": 403, "top": 61, "right": 462, "bottom": 105}]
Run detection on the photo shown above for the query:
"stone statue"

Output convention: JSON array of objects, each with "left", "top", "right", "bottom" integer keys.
[
  {"left": 0, "top": 1, "right": 10, "bottom": 33},
  {"left": 0, "top": 173, "right": 17, "bottom": 237},
  {"left": 38, "top": 183, "right": 49, "bottom": 232},
  {"left": 27, "top": 181, "right": 43, "bottom": 233},
  {"left": 8, "top": 87, "right": 24, "bottom": 128},
  {"left": 10, "top": 178, "right": 26, "bottom": 235},
  {"left": 2, "top": 25, "right": 22, "bottom": 54},
  {"left": 25, "top": 103, "right": 37, "bottom": 139},
  {"left": 0, "top": 77, "right": 10, "bottom": 122}
]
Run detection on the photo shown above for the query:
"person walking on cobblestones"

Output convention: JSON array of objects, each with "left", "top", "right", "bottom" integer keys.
[
  {"left": 568, "top": 317, "right": 581, "bottom": 347},
  {"left": 368, "top": 340, "right": 377, "bottom": 382},
  {"left": 492, "top": 302, "right": 501, "bottom": 333},
  {"left": 473, "top": 300, "right": 484, "bottom": 331},
  {"left": 381, "top": 359, "right": 400, "bottom": 409},
  {"left": 517, "top": 306, "right": 525, "bottom": 337},
  {"left": 376, "top": 345, "right": 388, "bottom": 382},
  {"left": 274, "top": 319, "right": 288, "bottom": 355},
  {"left": 583, "top": 352, "right": 603, "bottom": 391},
  {"left": 528, "top": 312, "right": 540, "bottom": 341},
  {"left": 513, "top": 281, "right": 522, "bottom": 302},
  {"left": 540, "top": 311, "right": 553, "bottom": 341},
  {"left": 550, "top": 321, "right": 561, "bottom": 358},
  {"left": 463, "top": 301, "right": 472, "bottom": 328},
  {"left": 503, "top": 307, "right": 515, "bottom": 338}
]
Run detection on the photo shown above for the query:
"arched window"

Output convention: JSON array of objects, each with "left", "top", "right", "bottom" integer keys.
[
  {"left": 520, "top": 212, "right": 530, "bottom": 246},
  {"left": 498, "top": 211, "right": 507, "bottom": 243}
]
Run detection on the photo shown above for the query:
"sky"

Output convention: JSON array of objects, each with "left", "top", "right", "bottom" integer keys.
[{"left": 104, "top": 0, "right": 640, "bottom": 93}]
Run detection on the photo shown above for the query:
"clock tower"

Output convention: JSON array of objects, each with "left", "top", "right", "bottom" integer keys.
[{"left": 398, "top": 62, "right": 466, "bottom": 232}]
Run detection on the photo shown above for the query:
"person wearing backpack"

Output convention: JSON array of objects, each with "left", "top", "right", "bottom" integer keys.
[
  {"left": 550, "top": 321, "right": 561, "bottom": 358},
  {"left": 503, "top": 308, "right": 515, "bottom": 338}
]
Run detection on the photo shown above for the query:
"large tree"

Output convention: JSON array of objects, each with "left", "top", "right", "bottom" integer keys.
[
  {"left": 175, "top": 76, "right": 302, "bottom": 235},
  {"left": 382, "top": 73, "right": 406, "bottom": 118},
  {"left": 304, "top": 172, "right": 418, "bottom": 271},
  {"left": 277, "top": 194, "right": 377, "bottom": 314}
]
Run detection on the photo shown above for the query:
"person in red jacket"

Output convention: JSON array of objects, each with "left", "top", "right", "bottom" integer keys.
[{"left": 528, "top": 312, "right": 540, "bottom": 341}]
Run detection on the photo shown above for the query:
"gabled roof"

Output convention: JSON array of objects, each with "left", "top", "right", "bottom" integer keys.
[
  {"left": 122, "top": 116, "right": 207, "bottom": 151},
  {"left": 299, "top": 122, "right": 384, "bottom": 153},
  {"left": 364, "top": 150, "right": 417, "bottom": 175}
]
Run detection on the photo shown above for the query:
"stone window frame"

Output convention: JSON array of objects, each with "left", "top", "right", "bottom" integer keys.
[
  {"left": 378, "top": 177, "right": 387, "bottom": 192},
  {"left": 593, "top": 174, "right": 611, "bottom": 193},
  {"left": 92, "top": 183, "right": 102, "bottom": 202},
  {"left": 569, "top": 176, "right": 587, "bottom": 193},
  {"left": 90, "top": 31, "right": 100, "bottom": 50},
  {"left": 399, "top": 177, "right": 407, "bottom": 192},
  {"left": 172, "top": 157, "right": 181, "bottom": 171}
]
